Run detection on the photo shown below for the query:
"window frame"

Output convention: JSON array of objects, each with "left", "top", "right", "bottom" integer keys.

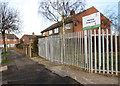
[
  {"left": 43, "top": 32, "right": 45, "bottom": 36},
  {"left": 30, "top": 39, "right": 32, "bottom": 41},
  {"left": 13, "top": 39, "right": 16, "bottom": 41},
  {"left": 65, "top": 23, "right": 71, "bottom": 30},
  {"left": 54, "top": 28, "right": 59, "bottom": 33},
  {"left": 49, "top": 30, "right": 53, "bottom": 35}
]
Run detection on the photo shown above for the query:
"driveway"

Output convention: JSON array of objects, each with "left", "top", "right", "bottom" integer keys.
[{"left": 2, "top": 50, "right": 83, "bottom": 85}]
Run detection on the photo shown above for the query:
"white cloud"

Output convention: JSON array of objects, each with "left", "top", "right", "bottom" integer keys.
[
  {"left": 6, "top": 0, "right": 48, "bottom": 38},
  {"left": 1, "top": 0, "right": 119, "bottom": 38}
]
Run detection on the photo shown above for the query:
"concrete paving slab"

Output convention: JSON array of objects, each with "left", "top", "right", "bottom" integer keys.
[
  {"left": 0, "top": 66, "right": 7, "bottom": 72},
  {"left": 31, "top": 57, "right": 119, "bottom": 85}
]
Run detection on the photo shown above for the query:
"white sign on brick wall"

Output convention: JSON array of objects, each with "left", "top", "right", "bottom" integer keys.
[{"left": 82, "top": 12, "right": 101, "bottom": 30}]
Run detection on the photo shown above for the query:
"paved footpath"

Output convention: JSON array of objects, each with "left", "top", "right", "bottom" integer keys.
[
  {"left": 2, "top": 50, "right": 82, "bottom": 85},
  {"left": 31, "top": 57, "right": 119, "bottom": 85}
]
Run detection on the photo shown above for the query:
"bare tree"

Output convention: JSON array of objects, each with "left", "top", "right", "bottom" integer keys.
[
  {"left": 38, "top": 0, "right": 85, "bottom": 64},
  {"left": 38, "top": 0, "right": 86, "bottom": 34},
  {"left": 0, "top": 2, "right": 21, "bottom": 60},
  {"left": 101, "top": 6, "right": 118, "bottom": 33}
]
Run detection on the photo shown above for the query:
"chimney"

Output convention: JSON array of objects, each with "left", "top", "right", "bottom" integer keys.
[
  {"left": 32, "top": 32, "right": 35, "bottom": 35},
  {"left": 70, "top": 9, "right": 75, "bottom": 16}
]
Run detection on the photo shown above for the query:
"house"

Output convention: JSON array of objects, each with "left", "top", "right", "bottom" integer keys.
[
  {"left": 0, "top": 33, "right": 19, "bottom": 48},
  {"left": 41, "top": 6, "right": 111, "bottom": 36},
  {"left": 21, "top": 32, "right": 41, "bottom": 44}
]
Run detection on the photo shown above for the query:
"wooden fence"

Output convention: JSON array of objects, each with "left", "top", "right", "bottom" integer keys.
[{"left": 38, "top": 29, "right": 120, "bottom": 75}]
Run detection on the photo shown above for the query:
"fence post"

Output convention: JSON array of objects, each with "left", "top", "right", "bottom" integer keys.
[
  {"left": 79, "top": 32, "right": 81, "bottom": 68},
  {"left": 119, "top": 32, "right": 120, "bottom": 75},
  {"left": 29, "top": 42, "right": 32, "bottom": 58},
  {"left": 94, "top": 30, "right": 97, "bottom": 73},
  {"left": 102, "top": 29, "right": 105, "bottom": 74},
  {"left": 98, "top": 27, "right": 101, "bottom": 73},
  {"left": 106, "top": 29, "right": 109, "bottom": 74},
  {"left": 115, "top": 31, "right": 118, "bottom": 75},
  {"left": 70, "top": 33, "right": 73, "bottom": 65},
  {"left": 51, "top": 36, "right": 54, "bottom": 62},
  {"left": 45, "top": 38, "right": 47, "bottom": 59},
  {"left": 84, "top": 30, "right": 88, "bottom": 70},
  {"left": 110, "top": 29, "right": 113, "bottom": 74},
  {"left": 82, "top": 31, "right": 84, "bottom": 69},
  {"left": 90, "top": 30, "right": 93, "bottom": 72},
  {"left": 26, "top": 46, "right": 27, "bottom": 56},
  {"left": 61, "top": 35, "right": 63, "bottom": 64},
  {"left": 77, "top": 32, "right": 79, "bottom": 67},
  {"left": 88, "top": 30, "right": 90, "bottom": 72}
]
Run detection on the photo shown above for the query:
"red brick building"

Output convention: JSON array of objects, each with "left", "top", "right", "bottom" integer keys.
[
  {"left": 41, "top": 6, "right": 111, "bottom": 36},
  {"left": 21, "top": 32, "right": 40, "bottom": 44},
  {"left": 0, "top": 34, "right": 19, "bottom": 48}
]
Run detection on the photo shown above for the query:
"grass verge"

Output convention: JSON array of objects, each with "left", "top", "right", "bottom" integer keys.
[
  {"left": 1, "top": 51, "right": 11, "bottom": 56},
  {"left": 1, "top": 60, "right": 13, "bottom": 64}
]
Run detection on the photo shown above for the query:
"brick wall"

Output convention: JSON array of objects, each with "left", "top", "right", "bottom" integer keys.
[
  {"left": 21, "top": 36, "right": 34, "bottom": 44},
  {"left": 73, "top": 7, "right": 111, "bottom": 34},
  {"left": 15, "top": 46, "right": 26, "bottom": 55},
  {"left": 59, "top": 23, "right": 74, "bottom": 35}
]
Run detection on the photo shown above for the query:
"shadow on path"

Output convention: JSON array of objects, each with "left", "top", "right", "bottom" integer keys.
[{"left": 2, "top": 50, "right": 83, "bottom": 85}]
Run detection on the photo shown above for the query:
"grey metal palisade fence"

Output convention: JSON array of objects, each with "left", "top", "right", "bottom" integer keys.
[{"left": 38, "top": 29, "right": 120, "bottom": 75}]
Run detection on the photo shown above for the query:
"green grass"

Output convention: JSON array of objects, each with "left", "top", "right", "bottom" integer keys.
[
  {"left": 1, "top": 60, "right": 13, "bottom": 64},
  {"left": 1, "top": 51, "right": 11, "bottom": 56},
  {"left": 92, "top": 52, "right": 120, "bottom": 71}
]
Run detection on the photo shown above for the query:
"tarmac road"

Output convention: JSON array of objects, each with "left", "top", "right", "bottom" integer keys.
[{"left": 2, "top": 50, "right": 83, "bottom": 85}]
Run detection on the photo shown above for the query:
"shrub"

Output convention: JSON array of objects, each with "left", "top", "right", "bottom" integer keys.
[
  {"left": 33, "top": 36, "right": 46, "bottom": 56},
  {"left": 15, "top": 43, "right": 26, "bottom": 49},
  {"left": 33, "top": 37, "right": 38, "bottom": 56}
]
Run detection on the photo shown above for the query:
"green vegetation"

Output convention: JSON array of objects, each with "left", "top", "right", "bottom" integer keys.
[
  {"left": 33, "top": 37, "right": 38, "bottom": 56},
  {"left": 1, "top": 60, "right": 13, "bottom": 64},
  {"left": 15, "top": 43, "right": 24, "bottom": 49},
  {"left": 33, "top": 36, "right": 46, "bottom": 57},
  {"left": 1, "top": 51, "right": 11, "bottom": 56}
]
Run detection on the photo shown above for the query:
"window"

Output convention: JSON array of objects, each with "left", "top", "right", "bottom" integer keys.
[
  {"left": 13, "top": 39, "right": 16, "bottom": 41},
  {"left": 49, "top": 30, "right": 52, "bottom": 35},
  {"left": 54, "top": 28, "right": 59, "bottom": 33},
  {"left": 65, "top": 24, "right": 71, "bottom": 30},
  {"left": 75, "top": 22, "right": 77, "bottom": 26},
  {"left": 7, "top": 39, "right": 10, "bottom": 41},
  {"left": 9, "top": 44, "right": 15, "bottom": 47},
  {"left": 43, "top": 32, "right": 45, "bottom": 36},
  {"left": 23, "top": 39, "right": 25, "bottom": 41}
]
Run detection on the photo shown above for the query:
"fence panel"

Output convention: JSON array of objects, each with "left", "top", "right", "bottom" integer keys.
[{"left": 38, "top": 29, "right": 120, "bottom": 75}]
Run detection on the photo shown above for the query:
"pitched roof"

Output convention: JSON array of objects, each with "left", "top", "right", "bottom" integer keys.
[
  {"left": 41, "top": 6, "right": 96, "bottom": 33},
  {"left": 0, "top": 33, "right": 19, "bottom": 39},
  {"left": 7, "top": 34, "right": 19, "bottom": 39},
  {"left": 21, "top": 34, "right": 42, "bottom": 40},
  {"left": 23, "top": 35, "right": 36, "bottom": 39}
]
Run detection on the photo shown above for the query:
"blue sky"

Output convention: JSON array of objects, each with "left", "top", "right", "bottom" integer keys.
[{"left": 1, "top": 0, "right": 119, "bottom": 38}]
